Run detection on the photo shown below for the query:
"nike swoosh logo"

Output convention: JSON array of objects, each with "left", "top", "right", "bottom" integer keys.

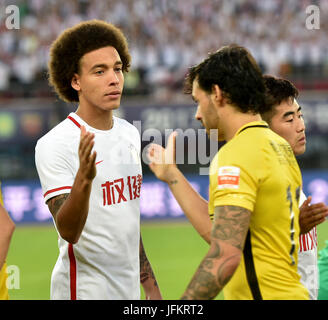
[{"left": 95, "top": 160, "right": 104, "bottom": 165}]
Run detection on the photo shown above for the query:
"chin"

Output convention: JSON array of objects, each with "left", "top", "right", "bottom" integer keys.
[
  {"left": 101, "top": 103, "right": 120, "bottom": 111},
  {"left": 295, "top": 147, "right": 306, "bottom": 156},
  {"left": 207, "top": 129, "right": 221, "bottom": 141}
]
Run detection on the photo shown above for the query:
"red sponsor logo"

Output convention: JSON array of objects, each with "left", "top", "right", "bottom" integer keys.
[
  {"left": 218, "top": 175, "right": 239, "bottom": 186},
  {"left": 101, "top": 174, "right": 142, "bottom": 206}
]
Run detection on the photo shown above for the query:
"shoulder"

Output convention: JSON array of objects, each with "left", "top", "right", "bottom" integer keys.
[
  {"left": 114, "top": 116, "right": 141, "bottom": 147},
  {"left": 114, "top": 116, "right": 140, "bottom": 134},
  {"left": 223, "top": 127, "right": 288, "bottom": 156},
  {"left": 35, "top": 118, "right": 80, "bottom": 156}
]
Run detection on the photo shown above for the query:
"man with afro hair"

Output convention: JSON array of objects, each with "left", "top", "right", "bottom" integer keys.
[{"left": 35, "top": 20, "right": 162, "bottom": 300}]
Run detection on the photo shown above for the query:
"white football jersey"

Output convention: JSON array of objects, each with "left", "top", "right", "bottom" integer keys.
[
  {"left": 35, "top": 112, "right": 142, "bottom": 300},
  {"left": 298, "top": 190, "right": 318, "bottom": 300}
]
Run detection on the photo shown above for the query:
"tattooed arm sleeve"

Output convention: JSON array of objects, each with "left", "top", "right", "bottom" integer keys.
[
  {"left": 46, "top": 171, "right": 92, "bottom": 244},
  {"left": 47, "top": 193, "right": 70, "bottom": 218},
  {"left": 181, "top": 205, "right": 251, "bottom": 300},
  {"left": 139, "top": 235, "right": 162, "bottom": 299}
]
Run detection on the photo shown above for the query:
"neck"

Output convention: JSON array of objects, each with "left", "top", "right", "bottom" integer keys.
[
  {"left": 223, "top": 108, "right": 262, "bottom": 141},
  {"left": 75, "top": 105, "right": 114, "bottom": 130}
]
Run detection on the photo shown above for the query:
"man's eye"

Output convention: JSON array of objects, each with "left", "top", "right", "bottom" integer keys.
[
  {"left": 95, "top": 70, "right": 104, "bottom": 75},
  {"left": 286, "top": 118, "right": 293, "bottom": 122}
]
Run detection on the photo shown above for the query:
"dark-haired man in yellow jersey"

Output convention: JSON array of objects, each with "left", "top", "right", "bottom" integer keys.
[
  {"left": 148, "top": 45, "right": 309, "bottom": 299},
  {"left": 0, "top": 185, "right": 15, "bottom": 300}
]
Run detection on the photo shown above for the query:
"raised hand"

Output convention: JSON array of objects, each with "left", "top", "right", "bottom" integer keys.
[
  {"left": 147, "top": 131, "right": 178, "bottom": 182},
  {"left": 299, "top": 196, "right": 328, "bottom": 234},
  {"left": 78, "top": 125, "right": 97, "bottom": 181}
]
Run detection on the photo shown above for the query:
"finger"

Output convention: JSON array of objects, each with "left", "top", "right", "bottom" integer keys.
[
  {"left": 301, "top": 196, "right": 312, "bottom": 208},
  {"left": 80, "top": 132, "right": 95, "bottom": 157},
  {"left": 302, "top": 211, "right": 328, "bottom": 226},
  {"left": 167, "top": 131, "right": 177, "bottom": 151},
  {"left": 147, "top": 144, "right": 155, "bottom": 158},
  {"left": 150, "top": 144, "right": 165, "bottom": 164},
  {"left": 307, "top": 202, "right": 327, "bottom": 210},
  {"left": 166, "top": 131, "right": 177, "bottom": 164},
  {"left": 148, "top": 162, "right": 155, "bottom": 172},
  {"left": 80, "top": 125, "right": 86, "bottom": 137},
  {"left": 306, "top": 218, "right": 325, "bottom": 231},
  {"left": 79, "top": 126, "right": 87, "bottom": 150},
  {"left": 307, "top": 206, "right": 328, "bottom": 217},
  {"left": 89, "top": 150, "right": 97, "bottom": 166},
  {"left": 81, "top": 136, "right": 95, "bottom": 160}
]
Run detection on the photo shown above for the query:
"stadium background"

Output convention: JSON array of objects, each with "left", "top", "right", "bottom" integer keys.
[{"left": 0, "top": 0, "right": 327, "bottom": 299}]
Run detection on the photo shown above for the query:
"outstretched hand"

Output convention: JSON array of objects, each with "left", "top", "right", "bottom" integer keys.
[
  {"left": 147, "top": 131, "right": 178, "bottom": 182},
  {"left": 299, "top": 196, "right": 328, "bottom": 234},
  {"left": 78, "top": 125, "right": 97, "bottom": 181}
]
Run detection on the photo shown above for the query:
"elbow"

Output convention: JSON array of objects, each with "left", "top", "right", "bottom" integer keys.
[
  {"left": 4, "top": 219, "right": 15, "bottom": 240},
  {"left": 201, "top": 230, "right": 211, "bottom": 245},
  {"left": 60, "top": 232, "right": 80, "bottom": 244},
  {"left": 55, "top": 217, "right": 81, "bottom": 244},
  {"left": 8, "top": 219, "right": 15, "bottom": 237},
  {"left": 57, "top": 225, "right": 80, "bottom": 244}
]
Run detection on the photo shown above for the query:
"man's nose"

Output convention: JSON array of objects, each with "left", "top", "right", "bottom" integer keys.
[
  {"left": 297, "top": 117, "right": 305, "bottom": 132},
  {"left": 107, "top": 69, "right": 120, "bottom": 86},
  {"left": 195, "top": 107, "right": 201, "bottom": 121}
]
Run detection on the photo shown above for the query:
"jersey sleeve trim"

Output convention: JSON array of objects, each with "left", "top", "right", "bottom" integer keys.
[{"left": 44, "top": 186, "right": 72, "bottom": 197}]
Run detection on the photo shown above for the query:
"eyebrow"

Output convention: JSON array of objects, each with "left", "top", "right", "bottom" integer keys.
[
  {"left": 282, "top": 106, "right": 302, "bottom": 118},
  {"left": 89, "top": 61, "right": 123, "bottom": 72}
]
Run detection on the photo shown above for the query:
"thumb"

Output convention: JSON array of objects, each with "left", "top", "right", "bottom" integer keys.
[
  {"left": 301, "top": 196, "right": 312, "bottom": 208},
  {"left": 148, "top": 162, "right": 155, "bottom": 172},
  {"left": 166, "top": 131, "right": 177, "bottom": 164}
]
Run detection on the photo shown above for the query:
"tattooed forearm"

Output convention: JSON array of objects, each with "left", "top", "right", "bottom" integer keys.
[
  {"left": 169, "top": 179, "right": 178, "bottom": 185},
  {"left": 47, "top": 193, "right": 69, "bottom": 217},
  {"left": 139, "top": 237, "right": 158, "bottom": 287},
  {"left": 181, "top": 240, "right": 240, "bottom": 300},
  {"left": 181, "top": 205, "right": 250, "bottom": 300},
  {"left": 212, "top": 205, "right": 251, "bottom": 250}
]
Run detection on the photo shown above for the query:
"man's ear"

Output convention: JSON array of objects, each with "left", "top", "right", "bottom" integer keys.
[
  {"left": 71, "top": 73, "right": 81, "bottom": 92},
  {"left": 212, "top": 84, "right": 224, "bottom": 106}
]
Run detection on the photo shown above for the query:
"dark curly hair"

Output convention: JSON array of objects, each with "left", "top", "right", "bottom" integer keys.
[
  {"left": 48, "top": 20, "right": 131, "bottom": 103},
  {"left": 261, "top": 75, "right": 299, "bottom": 123},
  {"left": 184, "top": 44, "right": 268, "bottom": 114}
]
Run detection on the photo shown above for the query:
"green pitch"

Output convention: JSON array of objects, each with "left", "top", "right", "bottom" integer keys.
[{"left": 6, "top": 220, "right": 328, "bottom": 300}]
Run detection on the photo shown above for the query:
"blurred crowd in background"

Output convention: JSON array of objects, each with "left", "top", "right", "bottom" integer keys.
[
  {"left": 0, "top": 0, "right": 328, "bottom": 101},
  {"left": 0, "top": 0, "right": 327, "bottom": 180}
]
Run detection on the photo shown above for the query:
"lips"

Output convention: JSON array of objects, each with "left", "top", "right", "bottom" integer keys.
[
  {"left": 299, "top": 137, "right": 306, "bottom": 143},
  {"left": 104, "top": 91, "right": 121, "bottom": 98}
]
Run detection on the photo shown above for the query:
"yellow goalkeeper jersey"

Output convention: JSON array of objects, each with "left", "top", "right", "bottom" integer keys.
[
  {"left": 209, "top": 121, "right": 309, "bottom": 300},
  {"left": 0, "top": 187, "right": 9, "bottom": 300}
]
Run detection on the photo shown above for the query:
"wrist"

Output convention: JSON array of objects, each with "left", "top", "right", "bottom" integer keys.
[
  {"left": 75, "top": 169, "right": 94, "bottom": 188},
  {"left": 163, "top": 166, "right": 180, "bottom": 184}
]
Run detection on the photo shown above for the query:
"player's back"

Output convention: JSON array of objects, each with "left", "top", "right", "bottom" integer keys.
[{"left": 209, "top": 121, "right": 309, "bottom": 300}]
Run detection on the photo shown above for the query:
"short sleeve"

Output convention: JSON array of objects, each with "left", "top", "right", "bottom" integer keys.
[
  {"left": 35, "top": 136, "right": 76, "bottom": 203},
  {"left": 211, "top": 142, "right": 268, "bottom": 212}
]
